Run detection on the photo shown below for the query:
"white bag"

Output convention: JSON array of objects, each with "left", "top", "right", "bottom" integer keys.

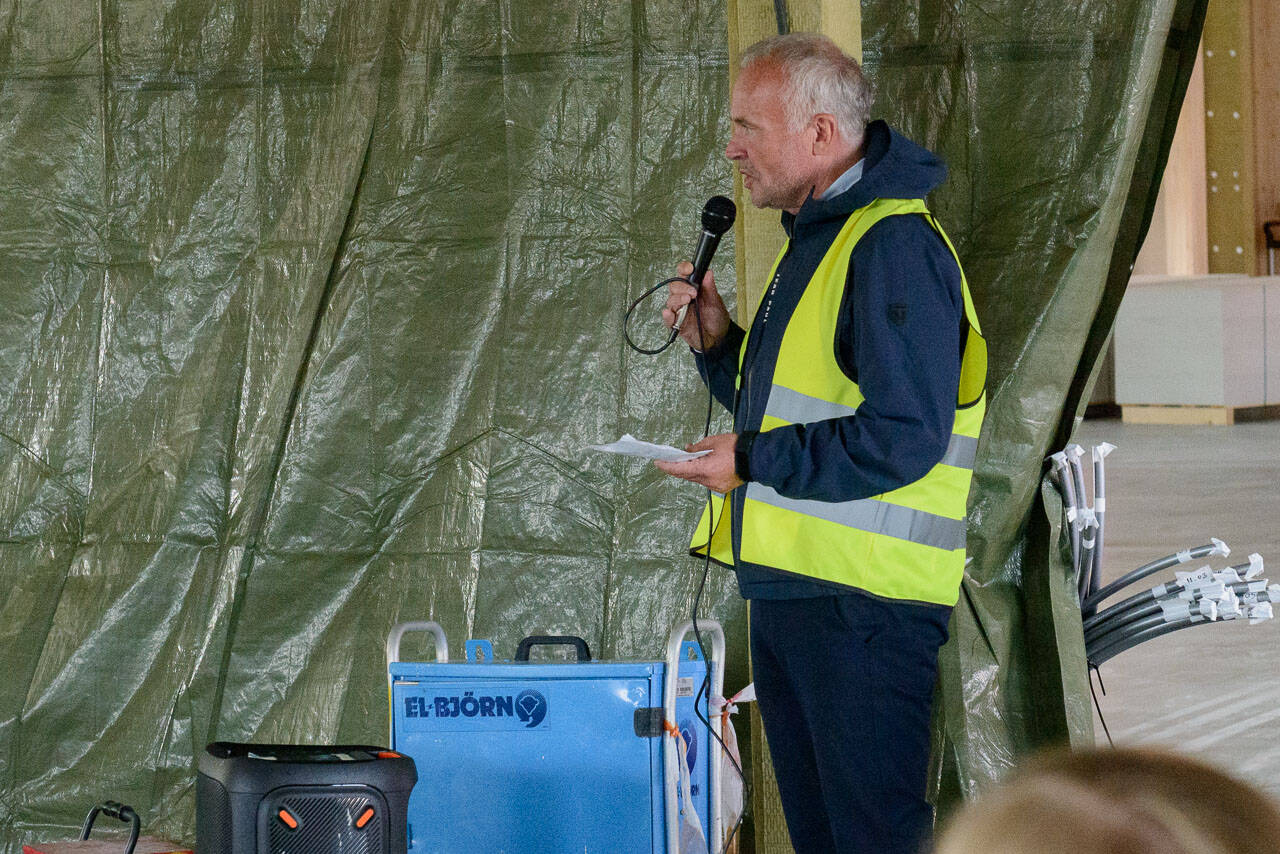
[
  {"left": 675, "top": 728, "right": 708, "bottom": 853},
  {"left": 713, "top": 684, "right": 755, "bottom": 852}
]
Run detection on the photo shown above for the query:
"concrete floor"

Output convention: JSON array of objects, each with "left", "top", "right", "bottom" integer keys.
[{"left": 1072, "top": 417, "right": 1280, "bottom": 794}]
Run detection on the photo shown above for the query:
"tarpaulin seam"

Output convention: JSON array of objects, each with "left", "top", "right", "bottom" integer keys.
[
  {"left": 414, "top": 425, "right": 616, "bottom": 508},
  {"left": 204, "top": 5, "right": 391, "bottom": 744},
  {"left": 0, "top": 430, "right": 88, "bottom": 506}
]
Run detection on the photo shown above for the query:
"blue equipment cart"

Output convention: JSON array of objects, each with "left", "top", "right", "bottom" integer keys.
[{"left": 386, "top": 620, "right": 725, "bottom": 853}]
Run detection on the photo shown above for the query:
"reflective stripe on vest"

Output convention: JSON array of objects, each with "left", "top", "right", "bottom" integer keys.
[
  {"left": 763, "top": 386, "right": 979, "bottom": 470},
  {"left": 689, "top": 197, "right": 987, "bottom": 606}
]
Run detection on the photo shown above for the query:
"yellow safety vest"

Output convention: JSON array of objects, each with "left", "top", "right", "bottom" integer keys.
[{"left": 689, "top": 198, "right": 987, "bottom": 606}]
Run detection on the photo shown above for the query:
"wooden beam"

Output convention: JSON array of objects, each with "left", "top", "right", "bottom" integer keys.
[
  {"left": 727, "top": 9, "right": 862, "bottom": 853},
  {"left": 1253, "top": 0, "right": 1280, "bottom": 273},
  {"left": 1203, "top": 0, "right": 1258, "bottom": 273},
  {"left": 727, "top": 10, "right": 865, "bottom": 850},
  {"left": 1133, "top": 47, "right": 1208, "bottom": 276},
  {"left": 726, "top": 1, "right": 863, "bottom": 324}
]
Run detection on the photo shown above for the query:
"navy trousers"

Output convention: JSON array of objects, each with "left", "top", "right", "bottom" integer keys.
[{"left": 750, "top": 594, "right": 951, "bottom": 854}]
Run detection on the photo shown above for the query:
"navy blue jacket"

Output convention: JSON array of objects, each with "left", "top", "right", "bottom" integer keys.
[{"left": 695, "top": 120, "right": 964, "bottom": 600}]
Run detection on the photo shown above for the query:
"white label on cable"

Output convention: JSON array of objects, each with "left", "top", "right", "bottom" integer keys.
[
  {"left": 677, "top": 677, "right": 695, "bottom": 698},
  {"left": 1176, "top": 567, "right": 1214, "bottom": 587}
]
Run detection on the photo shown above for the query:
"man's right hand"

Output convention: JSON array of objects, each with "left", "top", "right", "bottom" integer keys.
[{"left": 663, "top": 261, "right": 731, "bottom": 352}]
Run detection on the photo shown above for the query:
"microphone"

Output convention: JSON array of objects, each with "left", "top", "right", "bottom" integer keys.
[{"left": 675, "top": 195, "right": 737, "bottom": 333}]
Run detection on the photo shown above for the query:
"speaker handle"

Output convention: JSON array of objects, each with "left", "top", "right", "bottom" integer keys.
[{"left": 80, "top": 800, "right": 140, "bottom": 854}]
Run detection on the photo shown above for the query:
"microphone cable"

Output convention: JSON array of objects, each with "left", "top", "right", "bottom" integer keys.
[{"left": 625, "top": 273, "right": 751, "bottom": 854}]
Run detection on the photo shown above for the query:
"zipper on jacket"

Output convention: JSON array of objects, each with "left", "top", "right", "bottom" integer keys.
[{"left": 737, "top": 248, "right": 789, "bottom": 433}]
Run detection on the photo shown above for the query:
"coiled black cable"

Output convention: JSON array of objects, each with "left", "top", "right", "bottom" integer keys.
[{"left": 626, "top": 274, "right": 750, "bottom": 853}]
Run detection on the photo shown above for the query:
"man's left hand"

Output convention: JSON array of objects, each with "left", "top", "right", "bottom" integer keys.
[{"left": 654, "top": 432, "right": 744, "bottom": 494}]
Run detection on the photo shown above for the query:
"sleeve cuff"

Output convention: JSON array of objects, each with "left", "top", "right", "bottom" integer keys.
[
  {"left": 693, "top": 323, "right": 744, "bottom": 362},
  {"left": 734, "top": 430, "right": 758, "bottom": 482}
]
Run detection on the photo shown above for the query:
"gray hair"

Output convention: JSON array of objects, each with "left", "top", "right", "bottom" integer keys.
[{"left": 740, "top": 33, "right": 874, "bottom": 143}]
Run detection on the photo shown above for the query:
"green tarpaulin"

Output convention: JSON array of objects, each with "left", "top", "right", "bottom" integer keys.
[{"left": 0, "top": 1, "right": 1205, "bottom": 849}]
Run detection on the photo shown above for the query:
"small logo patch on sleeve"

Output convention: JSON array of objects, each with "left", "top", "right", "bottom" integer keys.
[{"left": 888, "top": 303, "right": 908, "bottom": 327}]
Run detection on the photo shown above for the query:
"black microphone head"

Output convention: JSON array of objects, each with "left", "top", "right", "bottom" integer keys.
[{"left": 701, "top": 195, "right": 737, "bottom": 235}]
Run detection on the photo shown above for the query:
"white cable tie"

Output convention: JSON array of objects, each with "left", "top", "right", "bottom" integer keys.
[
  {"left": 1215, "top": 568, "right": 1243, "bottom": 584},
  {"left": 1183, "top": 580, "right": 1224, "bottom": 602},
  {"left": 1218, "top": 590, "right": 1242, "bottom": 620},
  {"left": 1249, "top": 603, "right": 1274, "bottom": 625},
  {"left": 1159, "top": 599, "right": 1191, "bottom": 622},
  {"left": 1246, "top": 553, "right": 1265, "bottom": 580},
  {"left": 1246, "top": 580, "right": 1267, "bottom": 594},
  {"left": 1176, "top": 549, "right": 1193, "bottom": 564},
  {"left": 1049, "top": 451, "right": 1067, "bottom": 469},
  {"left": 1268, "top": 584, "right": 1280, "bottom": 602},
  {"left": 1066, "top": 507, "right": 1078, "bottom": 523},
  {"left": 1201, "top": 600, "right": 1219, "bottom": 621},
  {"left": 1092, "top": 442, "right": 1116, "bottom": 462},
  {"left": 1094, "top": 497, "right": 1106, "bottom": 513},
  {"left": 1151, "top": 582, "right": 1169, "bottom": 598},
  {"left": 1211, "top": 537, "right": 1230, "bottom": 557}
]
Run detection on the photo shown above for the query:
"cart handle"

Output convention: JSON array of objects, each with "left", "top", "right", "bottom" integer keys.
[
  {"left": 515, "top": 635, "right": 592, "bottom": 662},
  {"left": 386, "top": 621, "right": 449, "bottom": 666},
  {"left": 663, "top": 619, "right": 725, "bottom": 854}
]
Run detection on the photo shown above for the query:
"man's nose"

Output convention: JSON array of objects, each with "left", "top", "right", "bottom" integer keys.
[{"left": 724, "top": 138, "right": 744, "bottom": 161}]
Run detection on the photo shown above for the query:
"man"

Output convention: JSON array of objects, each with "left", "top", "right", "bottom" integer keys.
[{"left": 654, "top": 34, "right": 987, "bottom": 854}]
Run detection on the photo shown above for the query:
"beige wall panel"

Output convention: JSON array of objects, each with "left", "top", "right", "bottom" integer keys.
[{"left": 1267, "top": 280, "right": 1280, "bottom": 404}]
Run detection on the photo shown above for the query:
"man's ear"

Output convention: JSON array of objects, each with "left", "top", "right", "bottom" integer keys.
[{"left": 811, "top": 113, "right": 839, "bottom": 154}]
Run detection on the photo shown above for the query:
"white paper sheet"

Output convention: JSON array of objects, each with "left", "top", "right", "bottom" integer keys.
[{"left": 589, "top": 434, "right": 711, "bottom": 462}]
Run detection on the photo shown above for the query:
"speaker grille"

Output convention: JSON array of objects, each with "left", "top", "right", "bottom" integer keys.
[
  {"left": 195, "top": 773, "right": 231, "bottom": 854},
  {"left": 267, "top": 793, "right": 383, "bottom": 854}
]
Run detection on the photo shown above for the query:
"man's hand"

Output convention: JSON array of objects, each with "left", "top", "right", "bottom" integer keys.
[
  {"left": 663, "top": 261, "right": 731, "bottom": 351},
  {"left": 654, "top": 432, "right": 744, "bottom": 494}
]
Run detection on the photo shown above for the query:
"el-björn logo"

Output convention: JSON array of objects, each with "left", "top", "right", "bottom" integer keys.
[
  {"left": 515, "top": 689, "right": 548, "bottom": 728},
  {"left": 402, "top": 688, "right": 549, "bottom": 728},
  {"left": 679, "top": 718, "right": 698, "bottom": 771}
]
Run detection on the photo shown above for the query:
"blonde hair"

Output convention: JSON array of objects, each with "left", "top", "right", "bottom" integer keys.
[
  {"left": 740, "top": 33, "right": 873, "bottom": 143},
  {"left": 935, "top": 748, "right": 1280, "bottom": 854}
]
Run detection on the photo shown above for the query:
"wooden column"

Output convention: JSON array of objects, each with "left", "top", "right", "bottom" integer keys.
[
  {"left": 1202, "top": 0, "right": 1280, "bottom": 275},
  {"left": 726, "top": 8, "right": 861, "bottom": 853},
  {"left": 726, "top": 2, "right": 862, "bottom": 323},
  {"left": 1133, "top": 48, "right": 1208, "bottom": 276}
]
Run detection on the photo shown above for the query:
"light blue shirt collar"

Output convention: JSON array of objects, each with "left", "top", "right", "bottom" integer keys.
[{"left": 816, "top": 159, "right": 864, "bottom": 201}]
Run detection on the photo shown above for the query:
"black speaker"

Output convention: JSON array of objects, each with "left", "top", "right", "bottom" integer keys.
[{"left": 196, "top": 742, "right": 416, "bottom": 854}]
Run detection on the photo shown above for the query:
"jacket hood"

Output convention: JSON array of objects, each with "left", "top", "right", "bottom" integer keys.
[{"left": 785, "top": 120, "right": 948, "bottom": 234}]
